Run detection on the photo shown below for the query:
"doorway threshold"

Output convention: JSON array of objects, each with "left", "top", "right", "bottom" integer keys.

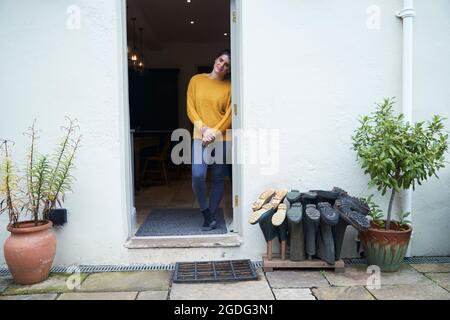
[{"left": 125, "top": 233, "right": 242, "bottom": 249}]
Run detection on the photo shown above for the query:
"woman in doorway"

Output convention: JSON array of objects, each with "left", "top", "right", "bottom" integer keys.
[{"left": 187, "top": 50, "right": 232, "bottom": 231}]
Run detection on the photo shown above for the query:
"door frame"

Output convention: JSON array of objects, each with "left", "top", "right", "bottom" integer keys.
[
  {"left": 230, "top": 0, "right": 243, "bottom": 234},
  {"left": 119, "top": 0, "right": 136, "bottom": 240},
  {"left": 120, "top": 0, "right": 244, "bottom": 239}
]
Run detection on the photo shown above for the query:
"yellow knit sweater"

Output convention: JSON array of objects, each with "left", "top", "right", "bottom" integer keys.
[{"left": 187, "top": 73, "right": 232, "bottom": 141}]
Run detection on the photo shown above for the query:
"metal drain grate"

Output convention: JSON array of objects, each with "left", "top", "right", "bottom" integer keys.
[
  {"left": 0, "top": 268, "right": 9, "bottom": 277},
  {"left": 0, "top": 261, "right": 263, "bottom": 277},
  {"left": 343, "top": 258, "right": 367, "bottom": 265},
  {"left": 172, "top": 259, "right": 258, "bottom": 283},
  {"left": 3, "top": 257, "right": 447, "bottom": 277},
  {"left": 343, "top": 256, "right": 450, "bottom": 265},
  {"left": 0, "top": 264, "right": 176, "bottom": 276},
  {"left": 404, "top": 256, "right": 450, "bottom": 264}
]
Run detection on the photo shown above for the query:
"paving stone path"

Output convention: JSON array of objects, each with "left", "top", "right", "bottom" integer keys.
[{"left": 0, "top": 264, "right": 449, "bottom": 300}]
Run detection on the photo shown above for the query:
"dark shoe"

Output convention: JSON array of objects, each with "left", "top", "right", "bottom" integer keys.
[
  {"left": 304, "top": 204, "right": 320, "bottom": 258},
  {"left": 289, "top": 221, "right": 306, "bottom": 261},
  {"left": 300, "top": 191, "right": 318, "bottom": 208},
  {"left": 287, "top": 202, "right": 302, "bottom": 224},
  {"left": 316, "top": 202, "right": 339, "bottom": 263},
  {"left": 286, "top": 189, "right": 302, "bottom": 204},
  {"left": 332, "top": 187, "right": 370, "bottom": 215},
  {"left": 333, "top": 200, "right": 369, "bottom": 263},
  {"left": 345, "top": 196, "right": 370, "bottom": 215},
  {"left": 201, "top": 208, "right": 211, "bottom": 227},
  {"left": 309, "top": 190, "right": 340, "bottom": 205},
  {"left": 201, "top": 219, "right": 217, "bottom": 231},
  {"left": 334, "top": 199, "right": 370, "bottom": 232},
  {"left": 317, "top": 202, "right": 339, "bottom": 226},
  {"left": 332, "top": 219, "right": 349, "bottom": 261},
  {"left": 201, "top": 208, "right": 217, "bottom": 231},
  {"left": 331, "top": 186, "right": 348, "bottom": 197},
  {"left": 277, "top": 218, "right": 289, "bottom": 242},
  {"left": 316, "top": 221, "right": 335, "bottom": 265},
  {"left": 258, "top": 208, "right": 278, "bottom": 242}
]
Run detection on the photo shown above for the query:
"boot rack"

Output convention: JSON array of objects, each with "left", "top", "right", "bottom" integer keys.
[
  {"left": 263, "top": 241, "right": 345, "bottom": 272},
  {"left": 255, "top": 188, "right": 371, "bottom": 273}
]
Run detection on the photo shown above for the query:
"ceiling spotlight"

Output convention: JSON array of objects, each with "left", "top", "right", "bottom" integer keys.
[
  {"left": 224, "top": 33, "right": 228, "bottom": 36},
  {"left": 190, "top": 20, "right": 195, "bottom": 24},
  {"left": 187, "top": 0, "right": 191, "bottom": 3}
]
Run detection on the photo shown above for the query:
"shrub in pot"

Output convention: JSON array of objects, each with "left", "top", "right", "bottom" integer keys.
[
  {"left": 352, "top": 98, "right": 448, "bottom": 272},
  {"left": 0, "top": 118, "right": 80, "bottom": 284}
]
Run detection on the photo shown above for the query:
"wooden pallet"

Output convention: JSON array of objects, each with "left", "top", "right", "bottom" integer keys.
[{"left": 263, "top": 254, "right": 345, "bottom": 273}]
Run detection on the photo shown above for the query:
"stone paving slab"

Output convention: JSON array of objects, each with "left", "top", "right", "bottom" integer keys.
[
  {"left": 58, "top": 292, "right": 138, "bottom": 300},
  {"left": 323, "top": 265, "right": 430, "bottom": 287},
  {"left": 312, "top": 286, "right": 375, "bottom": 300},
  {"left": 136, "top": 290, "right": 169, "bottom": 300},
  {"left": 265, "top": 270, "right": 330, "bottom": 289},
  {"left": 321, "top": 266, "right": 370, "bottom": 287},
  {"left": 411, "top": 264, "right": 450, "bottom": 273},
  {"left": 367, "top": 283, "right": 450, "bottom": 300},
  {"left": 79, "top": 271, "right": 171, "bottom": 292},
  {"left": 425, "top": 273, "right": 450, "bottom": 291},
  {"left": 2, "top": 273, "right": 89, "bottom": 295},
  {"left": 170, "top": 269, "right": 274, "bottom": 300},
  {"left": 272, "top": 288, "right": 316, "bottom": 300},
  {"left": 0, "top": 293, "right": 58, "bottom": 300}
]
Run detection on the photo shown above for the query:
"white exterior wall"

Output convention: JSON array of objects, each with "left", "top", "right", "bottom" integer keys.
[
  {"left": 410, "top": 0, "right": 450, "bottom": 256},
  {"left": 239, "top": 0, "right": 450, "bottom": 258},
  {"left": 1, "top": 0, "right": 449, "bottom": 266},
  {"left": 0, "top": 0, "right": 131, "bottom": 265},
  {"left": 239, "top": 0, "right": 404, "bottom": 259}
]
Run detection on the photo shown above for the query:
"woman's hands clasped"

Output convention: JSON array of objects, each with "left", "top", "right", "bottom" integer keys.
[{"left": 201, "top": 126, "right": 216, "bottom": 147}]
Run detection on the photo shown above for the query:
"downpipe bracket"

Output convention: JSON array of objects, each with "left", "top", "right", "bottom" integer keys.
[{"left": 396, "top": 8, "right": 416, "bottom": 19}]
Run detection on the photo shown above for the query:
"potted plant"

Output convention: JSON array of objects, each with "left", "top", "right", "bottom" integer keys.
[
  {"left": 42, "top": 119, "right": 80, "bottom": 226},
  {"left": 352, "top": 98, "right": 448, "bottom": 272},
  {"left": 0, "top": 118, "right": 80, "bottom": 284}
]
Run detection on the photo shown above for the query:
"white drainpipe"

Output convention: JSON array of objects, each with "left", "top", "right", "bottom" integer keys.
[{"left": 396, "top": 0, "right": 415, "bottom": 257}]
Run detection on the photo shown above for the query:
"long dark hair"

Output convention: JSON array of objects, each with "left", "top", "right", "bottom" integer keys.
[
  {"left": 217, "top": 49, "right": 231, "bottom": 59},
  {"left": 215, "top": 49, "right": 231, "bottom": 80}
]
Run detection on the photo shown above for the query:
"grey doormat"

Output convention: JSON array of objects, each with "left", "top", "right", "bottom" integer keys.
[{"left": 135, "top": 208, "right": 227, "bottom": 236}]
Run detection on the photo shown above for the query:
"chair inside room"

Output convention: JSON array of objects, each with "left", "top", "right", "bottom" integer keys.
[{"left": 141, "top": 134, "right": 171, "bottom": 187}]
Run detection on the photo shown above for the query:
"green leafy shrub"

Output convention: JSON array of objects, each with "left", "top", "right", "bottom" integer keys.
[{"left": 352, "top": 98, "right": 448, "bottom": 230}]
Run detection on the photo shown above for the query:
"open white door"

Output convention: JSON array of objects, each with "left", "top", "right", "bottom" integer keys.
[
  {"left": 121, "top": 0, "right": 136, "bottom": 239},
  {"left": 230, "top": 0, "right": 242, "bottom": 234}
]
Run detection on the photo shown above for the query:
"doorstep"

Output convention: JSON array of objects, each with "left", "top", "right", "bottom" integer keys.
[{"left": 124, "top": 233, "right": 243, "bottom": 249}]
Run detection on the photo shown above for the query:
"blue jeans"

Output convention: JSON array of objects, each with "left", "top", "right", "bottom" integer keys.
[{"left": 191, "top": 140, "right": 230, "bottom": 216}]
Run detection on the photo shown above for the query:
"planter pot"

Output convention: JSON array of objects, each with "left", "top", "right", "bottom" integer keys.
[
  {"left": 4, "top": 220, "right": 57, "bottom": 285},
  {"left": 49, "top": 208, "right": 68, "bottom": 226},
  {"left": 359, "top": 221, "right": 412, "bottom": 272}
]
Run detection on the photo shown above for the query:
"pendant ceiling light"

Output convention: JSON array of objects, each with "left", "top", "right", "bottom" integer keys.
[
  {"left": 129, "top": 17, "right": 139, "bottom": 69},
  {"left": 138, "top": 27, "right": 145, "bottom": 74}
]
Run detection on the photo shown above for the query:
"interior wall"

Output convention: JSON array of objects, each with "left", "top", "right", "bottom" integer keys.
[{"left": 145, "top": 42, "right": 230, "bottom": 133}]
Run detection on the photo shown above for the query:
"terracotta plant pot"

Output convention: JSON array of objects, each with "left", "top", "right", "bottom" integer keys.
[
  {"left": 359, "top": 221, "right": 412, "bottom": 272},
  {"left": 4, "top": 220, "right": 57, "bottom": 285}
]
